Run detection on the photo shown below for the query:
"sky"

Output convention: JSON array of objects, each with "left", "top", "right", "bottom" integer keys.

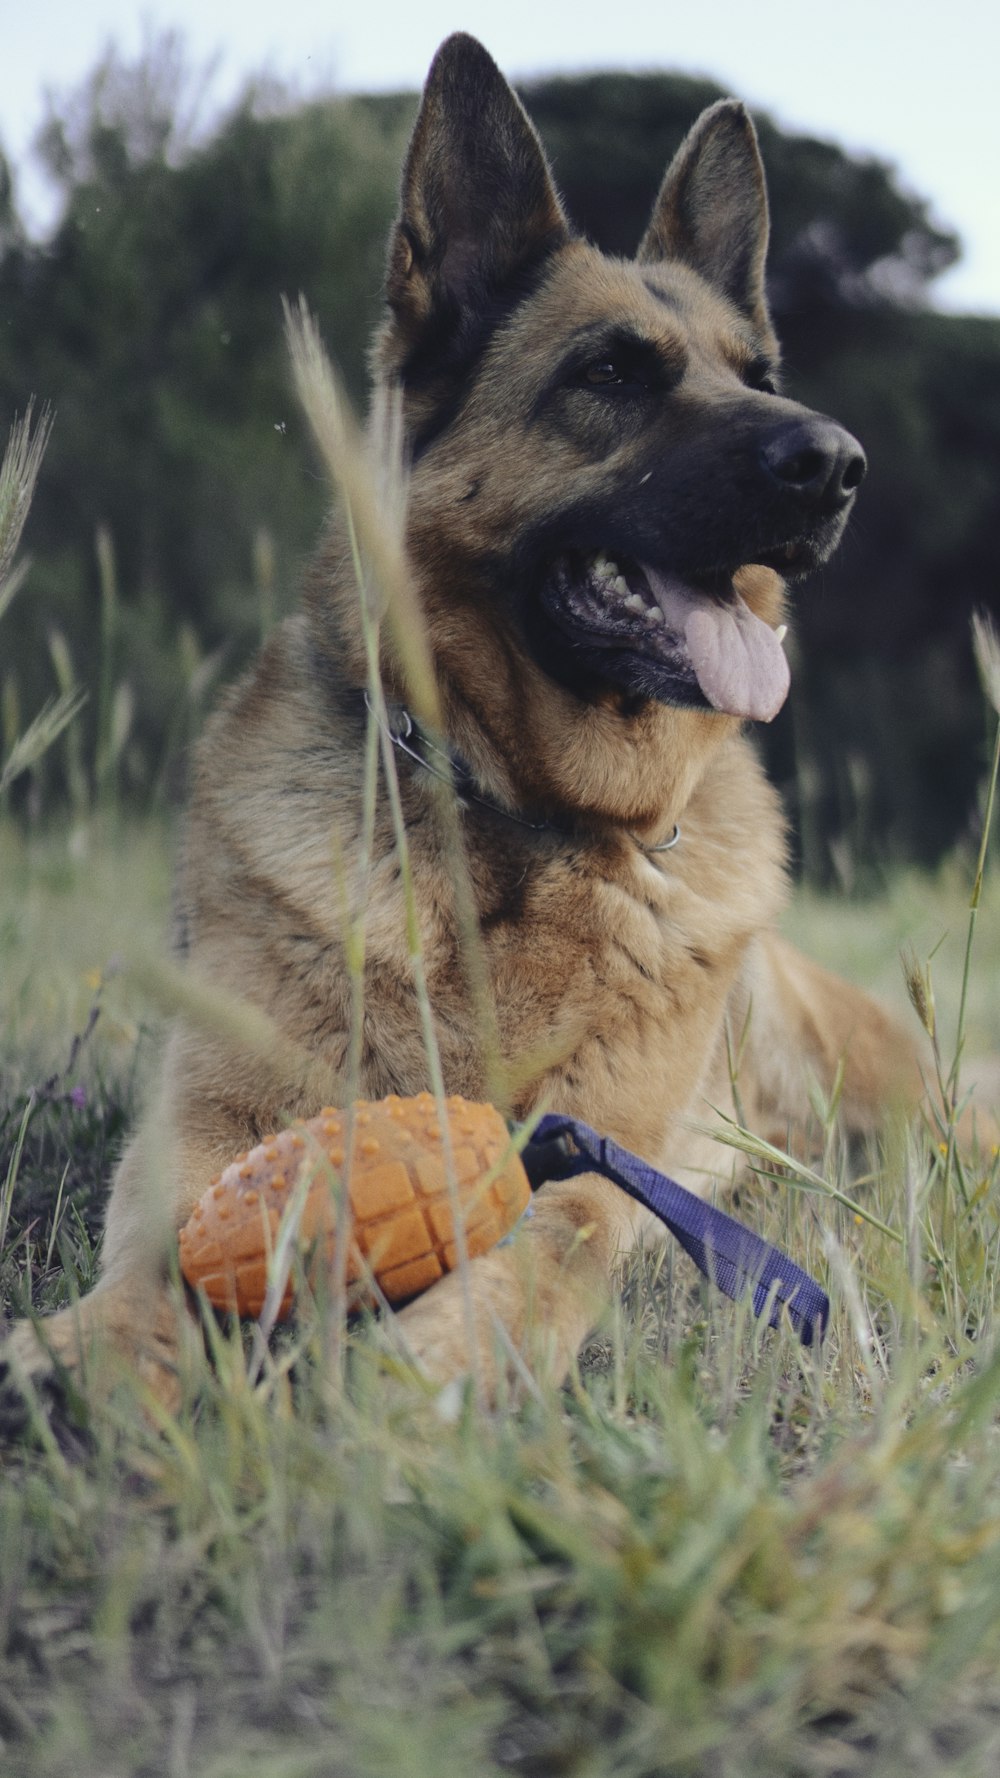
[{"left": 2, "top": 0, "right": 998, "bottom": 315}]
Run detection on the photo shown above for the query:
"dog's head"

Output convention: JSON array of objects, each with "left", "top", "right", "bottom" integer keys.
[{"left": 369, "top": 35, "right": 864, "bottom": 814}]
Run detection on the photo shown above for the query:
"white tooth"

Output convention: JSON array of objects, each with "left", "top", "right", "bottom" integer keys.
[
  {"left": 624, "top": 592, "right": 645, "bottom": 613},
  {"left": 775, "top": 624, "right": 788, "bottom": 646},
  {"left": 617, "top": 579, "right": 634, "bottom": 600},
  {"left": 646, "top": 606, "right": 665, "bottom": 626}
]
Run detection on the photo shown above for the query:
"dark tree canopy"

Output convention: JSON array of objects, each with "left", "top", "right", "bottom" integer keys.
[{"left": 519, "top": 71, "right": 960, "bottom": 312}]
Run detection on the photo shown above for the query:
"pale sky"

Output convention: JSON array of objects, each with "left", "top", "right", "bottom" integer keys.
[{"left": 2, "top": 0, "right": 998, "bottom": 314}]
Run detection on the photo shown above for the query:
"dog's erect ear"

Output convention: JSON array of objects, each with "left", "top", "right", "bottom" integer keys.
[
  {"left": 384, "top": 34, "right": 569, "bottom": 359},
  {"left": 638, "top": 100, "right": 771, "bottom": 333}
]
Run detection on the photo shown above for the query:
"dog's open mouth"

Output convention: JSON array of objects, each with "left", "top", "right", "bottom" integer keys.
[{"left": 540, "top": 552, "right": 791, "bottom": 722}]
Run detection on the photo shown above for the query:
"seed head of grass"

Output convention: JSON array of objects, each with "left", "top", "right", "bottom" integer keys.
[
  {"left": 972, "top": 609, "right": 1000, "bottom": 718},
  {"left": 901, "top": 942, "right": 936, "bottom": 1040},
  {"left": 0, "top": 400, "right": 53, "bottom": 602},
  {"left": 0, "top": 689, "right": 87, "bottom": 795}
]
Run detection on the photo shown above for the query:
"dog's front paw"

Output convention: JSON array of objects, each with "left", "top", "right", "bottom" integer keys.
[
  {"left": 0, "top": 1315, "right": 95, "bottom": 1451},
  {"left": 393, "top": 1250, "right": 526, "bottom": 1399},
  {"left": 393, "top": 1244, "right": 591, "bottom": 1403},
  {"left": 1, "top": 1283, "right": 190, "bottom": 1447},
  {"left": 392, "top": 1268, "right": 492, "bottom": 1390}
]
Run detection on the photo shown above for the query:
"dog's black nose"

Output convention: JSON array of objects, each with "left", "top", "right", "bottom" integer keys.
[{"left": 760, "top": 417, "right": 866, "bottom": 512}]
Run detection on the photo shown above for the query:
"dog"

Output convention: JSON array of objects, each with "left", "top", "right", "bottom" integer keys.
[{"left": 3, "top": 32, "right": 944, "bottom": 1409}]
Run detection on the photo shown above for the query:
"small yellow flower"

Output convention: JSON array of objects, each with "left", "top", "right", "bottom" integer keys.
[{"left": 84, "top": 968, "right": 103, "bottom": 992}]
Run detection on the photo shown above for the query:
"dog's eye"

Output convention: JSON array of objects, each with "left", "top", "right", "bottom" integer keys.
[
  {"left": 583, "top": 360, "right": 626, "bottom": 387},
  {"left": 743, "top": 358, "right": 778, "bottom": 395},
  {"left": 567, "top": 339, "right": 663, "bottom": 396}
]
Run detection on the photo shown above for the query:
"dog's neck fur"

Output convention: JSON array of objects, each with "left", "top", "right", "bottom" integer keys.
[
  {"left": 435, "top": 651, "right": 732, "bottom": 843},
  {"left": 305, "top": 529, "right": 741, "bottom": 849}
]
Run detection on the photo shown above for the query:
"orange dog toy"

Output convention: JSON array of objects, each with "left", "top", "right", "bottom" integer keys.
[{"left": 178, "top": 1093, "right": 530, "bottom": 1319}]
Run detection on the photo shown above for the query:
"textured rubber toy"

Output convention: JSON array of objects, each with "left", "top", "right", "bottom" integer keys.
[{"left": 178, "top": 1093, "right": 530, "bottom": 1319}]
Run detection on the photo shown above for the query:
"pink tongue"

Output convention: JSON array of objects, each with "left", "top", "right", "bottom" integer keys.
[{"left": 645, "top": 570, "right": 790, "bottom": 722}]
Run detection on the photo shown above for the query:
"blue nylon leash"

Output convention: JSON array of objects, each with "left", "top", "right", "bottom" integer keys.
[{"left": 527, "top": 1113, "right": 829, "bottom": 1347}]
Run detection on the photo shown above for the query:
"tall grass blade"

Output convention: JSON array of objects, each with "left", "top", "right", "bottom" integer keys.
[
  {"left": 283, "top": 294, "right": 440, "bottom": 731},
  {"left": 94, "top": 523, "right": 118, "bottom": 798},
  {"left": 942, "top": 613, "right": 1000, "bottom": 1166},
  {"left": 0, "top": 554, "right": 30, "bottom": 628}
]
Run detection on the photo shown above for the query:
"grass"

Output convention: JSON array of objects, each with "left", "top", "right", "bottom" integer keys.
[
  {"left": 785, "top": 865, "right": 1000, "bottom": 1060},
  {"left": 5, "top": 815, "right": 1000, "bottom": 1776}
]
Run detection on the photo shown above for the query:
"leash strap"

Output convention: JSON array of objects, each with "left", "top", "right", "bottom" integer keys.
[{"left": 529, "top": 1113, "right": 829, "bottom": 1346}]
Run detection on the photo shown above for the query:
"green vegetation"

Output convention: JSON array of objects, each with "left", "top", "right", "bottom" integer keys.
[{"left": 5, "top": 812, "right": 1000, "bottom": 1774}]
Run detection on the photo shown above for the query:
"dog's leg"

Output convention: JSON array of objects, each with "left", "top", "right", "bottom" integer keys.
[
  {"left": 741, "top": 932, "right": 996, "bottom": 1149},
  {"left": 1, "top": 1114, "right": 236, "bottom": 1426},
  {"left": 395, "top": 1164, "right": 656, "bottom": 1395},
  {"left": 1, "top": 1267, "right": 190, "bottom": 1429}
]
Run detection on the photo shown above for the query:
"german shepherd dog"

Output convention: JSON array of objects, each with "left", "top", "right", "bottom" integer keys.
[{"left": 4, "top": 35, "right": 945, "bottom": 1407}]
